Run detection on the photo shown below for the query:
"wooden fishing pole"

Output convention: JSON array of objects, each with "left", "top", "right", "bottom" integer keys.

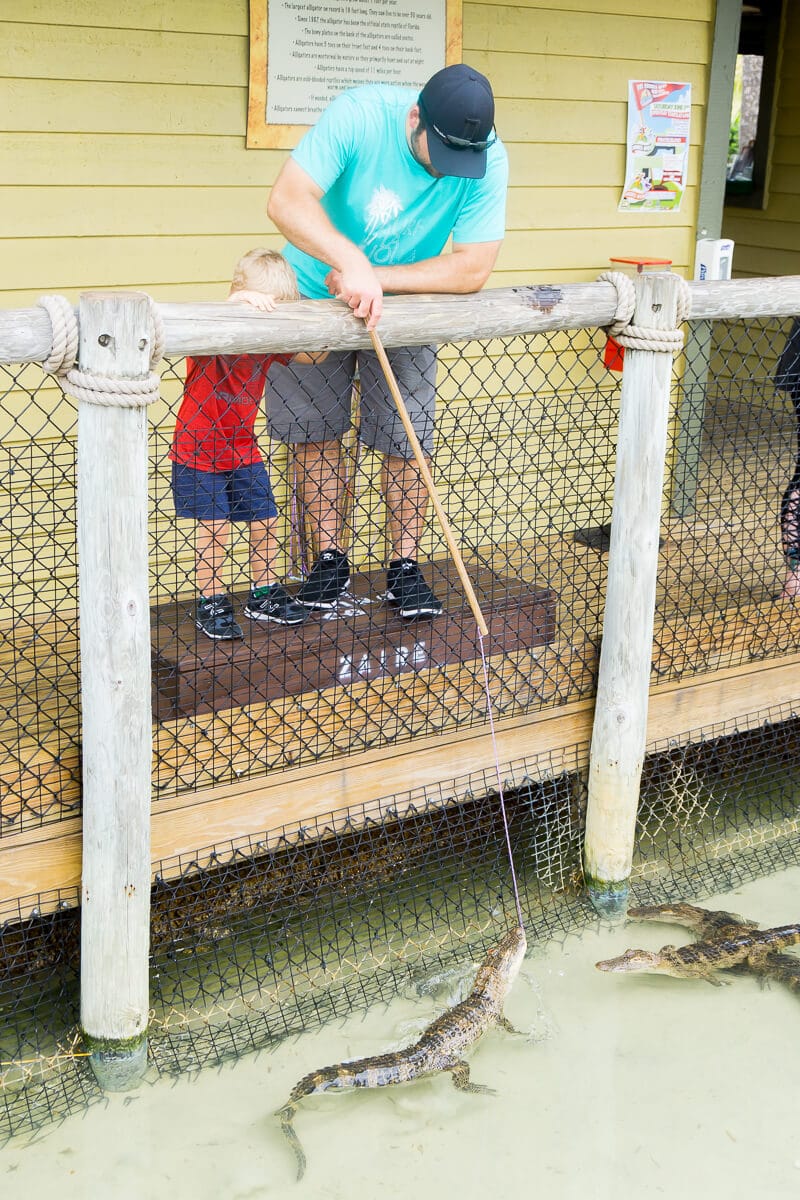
[{"left": 368, "top": 327, "right": 489, "bottom": 637}]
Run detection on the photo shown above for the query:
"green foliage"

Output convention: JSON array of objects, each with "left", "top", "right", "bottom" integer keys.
[{"left": 728, "top": 113, "right": 741, "bottom": 161}]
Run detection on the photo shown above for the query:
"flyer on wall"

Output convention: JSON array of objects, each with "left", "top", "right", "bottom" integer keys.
[{"left": 619, "top": 81, "right": 691, "bottom": 213}]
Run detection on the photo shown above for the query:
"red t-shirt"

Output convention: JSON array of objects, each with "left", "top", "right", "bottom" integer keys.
[{"left": 169, "top": 353, "right": 288, "bottom": 472}]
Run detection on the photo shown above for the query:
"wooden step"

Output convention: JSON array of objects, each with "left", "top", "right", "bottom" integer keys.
[{"left": 151, "top": 560, "right": 558, "bottom": 720}]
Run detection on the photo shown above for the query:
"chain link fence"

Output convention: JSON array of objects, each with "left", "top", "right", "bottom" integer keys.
[
  {"left": 2, "top": 293, "right": 800, "bottom": 1139},
  {"left": 4, "top": 697, "right": 800, "bottom": 1138},
  {"left": 151, "top": 328, "right": 609, "bottom": 795},
  {"left": 4, "top": 312, "right": 798, "bottom": 828}
]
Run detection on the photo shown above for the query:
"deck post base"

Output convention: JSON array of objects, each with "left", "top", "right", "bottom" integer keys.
[
  {"left": 585, "top": 877, "right": 629, "bottom": 923},
  {"left": 84, "top": 1033, "right": 148, "bottom": 1091}
]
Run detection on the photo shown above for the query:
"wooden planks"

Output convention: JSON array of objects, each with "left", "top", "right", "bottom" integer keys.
[
  {"left": 465, "top": 5, "right": 712, "bottom": 63},
  {"left": 469, "top": 0, "right": 711, "bottom": 16},
  {"left": 2, "top": 21, "right": 245, "bottom": 86},
  {"left": 151, "top": 640, "right": 589, "bottom": 785},
  {"left": 0, "top": 187, "right": 275, "bottom": 240},
  {"left": 151, "top": 562, "right": 557, "bottom": 719},
  {"left": 652, "top": 597, "right": 800, "bottom": 678},
  {"left": 0, "top": 183, "right": 705, "bottom": 240},
  {"left": 0, "top": 133, "right": 281, "bottom": 190},
  {"left": 3, "top": 645, "right": 800, "bottom": 916},
  {"left": 2, "top": 498, "right": 797, "bottom": 833},
  {"left": 0, "top": 738, "right": 81, "bottom": 824},
  {"left": 0, "top": 2, "right": 247, "bottom": 34},
  {"left": 507, "top": 187, "right": 699, "bottom": 232},
  {"left": 0, "top": 0, "right": 714, "bottom": 303},
  {"left": 464, "top": 50, "right": 709, "bottom": 105}
]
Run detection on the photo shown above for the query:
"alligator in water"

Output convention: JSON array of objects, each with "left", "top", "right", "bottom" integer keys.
[
  {"left": 275, "top": 924, "right": 527, "bottom": 1180},
  {"left": 627, "top": 902, "right": 800, "bottom": 994},
  {"left": 596, "top": 922, "right": 800, "bottom": 985},
  {"left": 627, "top": 901, "right": 758, "bottom": 939}
]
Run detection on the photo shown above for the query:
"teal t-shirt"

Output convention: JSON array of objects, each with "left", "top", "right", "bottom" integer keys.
[{"left": 283, "top": 84, "right": 509, "bottom": 299}]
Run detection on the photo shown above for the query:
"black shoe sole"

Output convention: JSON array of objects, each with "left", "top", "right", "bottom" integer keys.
[
  {"left": 195, "top": 620, "right": 244, "bottom": 640},
  {"left": 297, "top": 578, "right": 351, "bottom": 610},
  {"left": 391, "top": 605, "right": 443, "bottom": 618},
  {"left": 244, "top": 608, "right": 308, "bottom": 625},
  {"left": 385, "top": 589, "right": 442, "bottom": 618}
]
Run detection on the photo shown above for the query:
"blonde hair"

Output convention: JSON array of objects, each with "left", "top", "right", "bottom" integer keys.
[{"left": 230, "top": 248, "right": 300, "bottom": 302}]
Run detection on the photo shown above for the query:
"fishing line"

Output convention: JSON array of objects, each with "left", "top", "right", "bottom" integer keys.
[
  {"left": 369, "top": 327, "right": 525, "bottom": 930},
  {"left": 478, "top": 630, "right": 525, "bottom": 928}
]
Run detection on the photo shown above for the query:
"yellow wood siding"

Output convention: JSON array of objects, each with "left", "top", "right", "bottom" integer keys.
[
  {"left": 722, "top": 5, "right": 800, "bottom": 278},
  {"left": 0, "top": 3, "right": 713, "bottom": 618},
  {"left": 0, "top": 0, "right": 713, "bottom": 308}
]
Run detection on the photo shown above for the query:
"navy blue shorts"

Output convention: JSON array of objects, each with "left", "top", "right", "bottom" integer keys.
[{"left": 171, "top": 462, "right": 277, "bottom": 522}]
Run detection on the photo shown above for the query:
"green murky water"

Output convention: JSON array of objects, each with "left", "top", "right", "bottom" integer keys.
[{"left": 4, "top": 864, "right": 800, "bottom": 1199}]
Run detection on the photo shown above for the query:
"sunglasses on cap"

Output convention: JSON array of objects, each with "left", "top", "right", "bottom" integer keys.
[
  {"left": 419, "top": 100, "right": 497, "bottom": 152},
  {"left": 429, "top": 120, "right": 497, "bottom": 152}
]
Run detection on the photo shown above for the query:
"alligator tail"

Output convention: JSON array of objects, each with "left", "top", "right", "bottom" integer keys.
[{"left": 276, "top": 1102, "right": 307, "bottom": 1181}]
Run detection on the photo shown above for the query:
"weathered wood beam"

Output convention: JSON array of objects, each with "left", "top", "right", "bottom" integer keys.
[{"left": 3, "top": 276, "right": 799, "bottom": 364}]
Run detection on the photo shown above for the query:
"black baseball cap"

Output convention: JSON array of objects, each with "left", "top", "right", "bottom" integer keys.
[{"left": 418, "top": 64, "right": 496, "bottom": 180}]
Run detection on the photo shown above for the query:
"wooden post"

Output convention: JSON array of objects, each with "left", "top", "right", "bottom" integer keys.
[
  {"left": 670, "top": 0, "right": 742, "bottom": 517},
  {"left": 583, "top": 273, "right": 681, "bottom": 920},
  {"left": 77, "top": 293, "right": 153, "bottom": 1088}
]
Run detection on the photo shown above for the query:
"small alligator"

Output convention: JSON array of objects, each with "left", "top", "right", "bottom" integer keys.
[
  {"left": 627, "top": 902, "right": 800, "bottom": 994},
  {"left": 596, "top": 922, "right": 800, "bottom": 985},
  {"left": 627, "top": 901, "right": 758, "bottom": 940},
  {"left": 276, "top": 924, "right": 527, "bottom": 1180}
]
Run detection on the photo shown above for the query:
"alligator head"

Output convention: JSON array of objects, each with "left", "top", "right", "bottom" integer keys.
[
  {"left": 474, "top": 924, "right": 527, "bottom": 993},
  {"left": 595, "top": 947, "right": 664, "bottom": 974}
]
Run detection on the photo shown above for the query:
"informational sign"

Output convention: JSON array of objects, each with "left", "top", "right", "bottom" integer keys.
[
  {"left": 247, "top": 0, "right": 462, "bottom": 149},
  {"left": 619, "top": 81, "right": 691, "bottom": 213}
]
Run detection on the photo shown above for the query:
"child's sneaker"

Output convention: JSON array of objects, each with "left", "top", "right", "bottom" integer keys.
[
  {"left": 195, "top": 593, "right": 243, "bottom": 640},
  {"left": 245, "top": 583, "right": 308, "bottom": 626},
  {"left": 296, "top": 549, "right": 350, "bottom": 609},
  {"left": 385, "top": 558, "right": 443, "bottom": 618}
]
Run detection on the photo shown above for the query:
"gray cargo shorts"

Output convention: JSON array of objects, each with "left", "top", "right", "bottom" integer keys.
[{"left": 265, "top": 343, "right": 437, "bottom": 458}]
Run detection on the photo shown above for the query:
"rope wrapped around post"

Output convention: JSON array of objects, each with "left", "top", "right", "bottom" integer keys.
[
  {"left": 37, "top": 292, "right": 165, "bottom": 406},
  {"left": 597, "top": 269, "right": 692, "bottom": 354}
]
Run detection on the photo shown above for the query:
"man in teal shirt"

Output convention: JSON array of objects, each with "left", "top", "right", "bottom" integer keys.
[{"left": 267, "top": 64, "right": 508, "bottom": 617}]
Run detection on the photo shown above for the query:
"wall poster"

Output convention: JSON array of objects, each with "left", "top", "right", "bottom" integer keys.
[
  {"left": 247, "top": 0, "right": 463, "bottom": 149},
  {"left": 619, "top": 80, "right": 692, "bottom": 213}
]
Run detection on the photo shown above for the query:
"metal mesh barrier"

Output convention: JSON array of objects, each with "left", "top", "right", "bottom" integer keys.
[
  {"left": 0, "top": 887, "right": 102, "bottom": 1140},
  {"left": 634, "top": 702, "right": 800, "bottom": 897},
  {"left": 3, "top": 316, "right": 799, "bottom": 824},
  {"left": 655, "top": 316, "right": 800, "bottom": 678},
  {"left": 146, "top": 750, "right": 587, "bottom": 1074},
  {"left": 3, "top": 704, "right": 800, "bottom": 1138},
  {"left": 0, "top": 363, "right": 81, "bottom": 836},
  {"left": 3, "top": 300, "right": 800, "bottom": 1140},
  {"left": 151, "top": 329, "right": 611, "bottom": 796}
]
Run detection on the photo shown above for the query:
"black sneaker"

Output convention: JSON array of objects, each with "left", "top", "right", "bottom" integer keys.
[
  {"left": 195, "top": 593, "right": 243, "bottom": 640},
  {"left": 297, "top": 549, "right": 350, "bottom": 609},
  {"left": 385, "top": 558, "right": 443, "bottom": 618},
  {"left": 245, "top": 583, "right": 308, "bottom": 626}
]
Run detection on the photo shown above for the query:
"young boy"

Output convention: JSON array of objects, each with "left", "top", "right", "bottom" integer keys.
[{"left": 170, "top": 248, "right": 316, "bottom": 640}]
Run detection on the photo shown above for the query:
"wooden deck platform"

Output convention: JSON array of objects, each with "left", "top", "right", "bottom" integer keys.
[
  {"left": 3, "top": 646, "right": 800, "bottom": 918},
  {"left": 151, "top": 560, "right": 557, "bottom": 719},
  {"left": 4, "top": 387, "right": 800, "bottom": 910}
]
